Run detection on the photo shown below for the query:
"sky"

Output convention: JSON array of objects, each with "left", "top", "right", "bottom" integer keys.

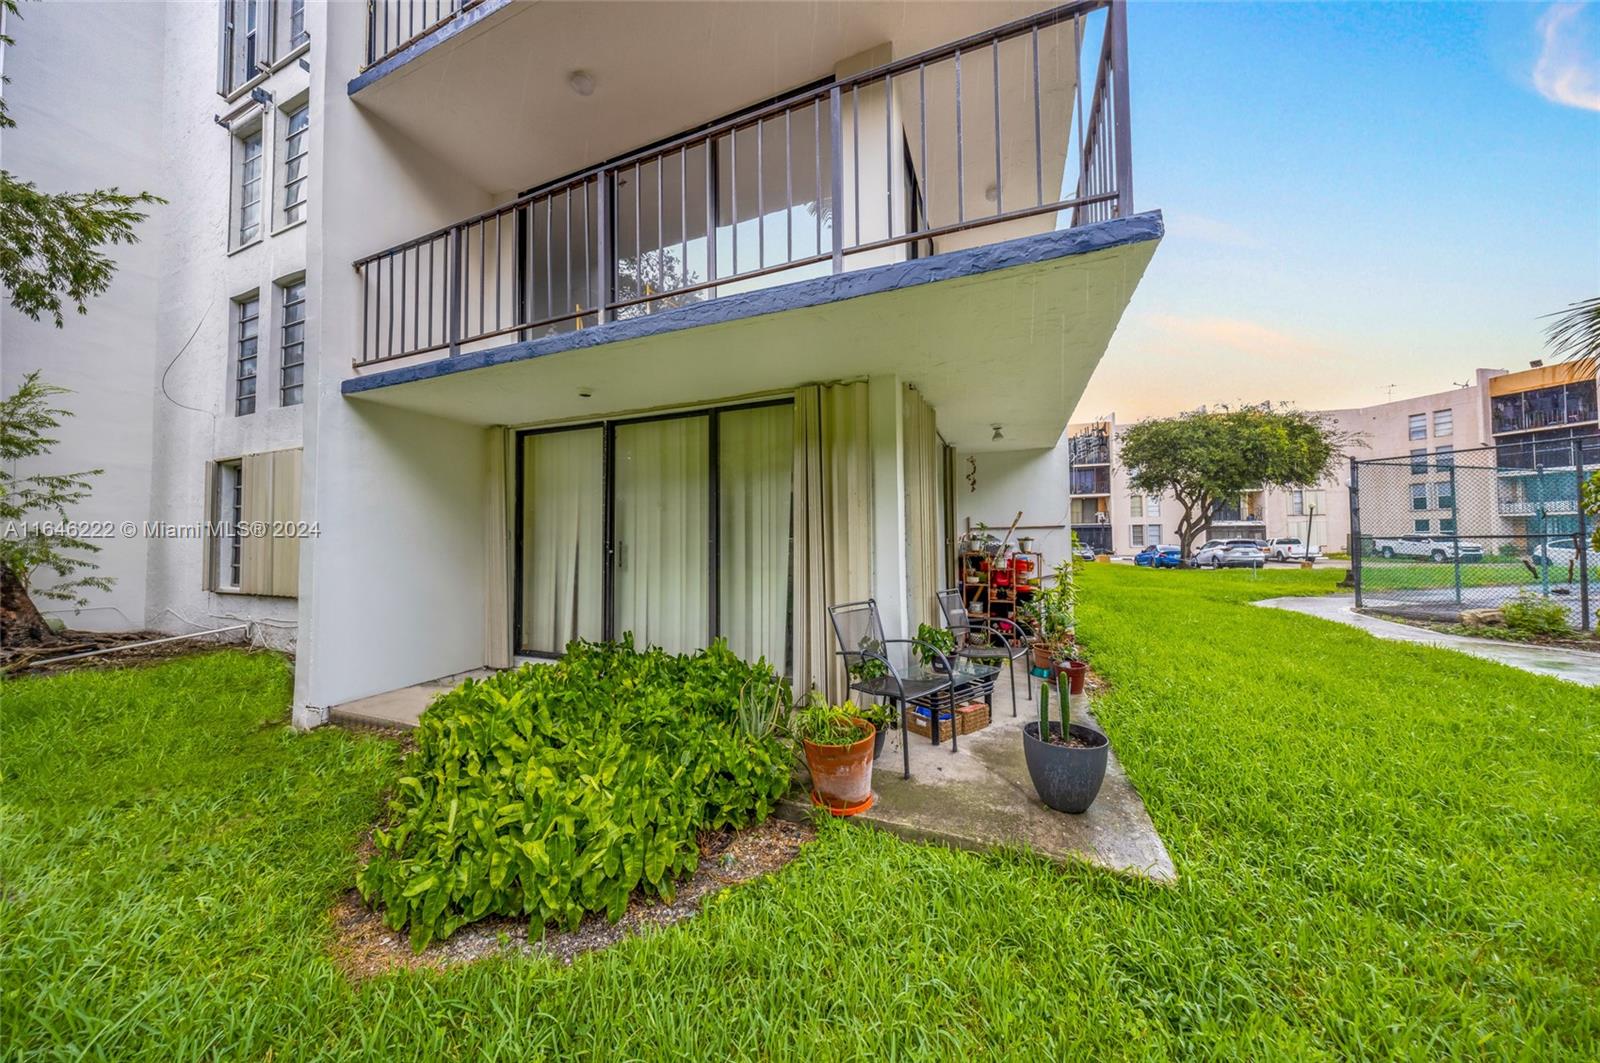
[{"left": 1069, "top": 0, "right": 1600, "bottom": 426}]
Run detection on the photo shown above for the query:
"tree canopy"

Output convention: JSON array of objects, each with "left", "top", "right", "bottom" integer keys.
[{"left": 1119, "top": 405, "right": 1345, "bottom": 556}]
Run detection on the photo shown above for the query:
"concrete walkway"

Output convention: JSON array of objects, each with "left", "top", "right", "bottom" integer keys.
[
  {"left": 1257, "top": 595, "right": 1600, "bottom": 686},
  {"left": 781, "top": 673, "right": 1176, "bottom": 884}
]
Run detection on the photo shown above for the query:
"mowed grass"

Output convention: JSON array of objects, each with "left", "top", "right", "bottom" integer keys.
[
  {"left": 3, "top": 570, "right": 1598, "bottom": 1059},
  {"left": 1359, "top": 558, "right": 1555, "bottom": 592}
]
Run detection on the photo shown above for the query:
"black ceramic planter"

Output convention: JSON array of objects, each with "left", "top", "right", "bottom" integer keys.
[
  {"left": 1022, "top": 721, "right": 1108, "bottom": 814},
  {"left": 872, "top": 722, "right": 889, "bottom": 761}
]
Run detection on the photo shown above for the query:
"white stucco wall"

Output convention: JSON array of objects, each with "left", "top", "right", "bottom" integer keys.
[
  {"left": 0, "top": 1, "right": 165, "bottom": 630},
  {"left": 956, "top": 439, "right": 1073, "bottom": 572}
]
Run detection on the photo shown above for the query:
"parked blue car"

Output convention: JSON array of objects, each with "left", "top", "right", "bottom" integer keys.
[{"left": 1134, "top": 545, "right": 1183, "bottom": 569}]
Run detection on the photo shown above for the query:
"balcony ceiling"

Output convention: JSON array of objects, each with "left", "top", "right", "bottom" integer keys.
[
  {"left": 352, "top": 0, "right": 1070, "bottom": 196},
  {"left": 343, "top": 212, "right": 1162, "bottom": 451}
]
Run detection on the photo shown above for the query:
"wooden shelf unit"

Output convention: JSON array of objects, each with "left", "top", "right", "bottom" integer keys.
[{"left": 958, "top": 548, "right": 1042, "bottom": 634}]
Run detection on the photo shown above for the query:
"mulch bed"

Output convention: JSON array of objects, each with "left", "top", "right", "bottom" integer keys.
[
  {"left": 0, "top": 630, "right": 259, "bottom": 678},
  {"left": 330, "top": 817, "right": 814, "bottom": 981}
]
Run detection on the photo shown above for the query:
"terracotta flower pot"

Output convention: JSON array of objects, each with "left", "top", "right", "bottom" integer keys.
[
  {"left": 1031, "top": 642, "right": 1053, "bottom": 671},
  {"left": 1062, "top": 659, "right": 1088, "bottom": 696},
  {"left": 803, "top": 718, "right": 877, "bottom": 816}
]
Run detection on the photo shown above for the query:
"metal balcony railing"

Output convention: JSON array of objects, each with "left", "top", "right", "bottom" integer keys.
[
  {"left": 366, "top": 0, "right": 481, "bottom": 69},
  {"left": 352, "top": 1, "right": 1134, "bottom": 367}
]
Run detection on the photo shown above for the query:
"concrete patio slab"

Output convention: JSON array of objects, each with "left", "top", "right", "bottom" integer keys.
[
  {"left": 780, "top": 674, "right": 1176, "bottom": 884},
  {"left": 1257, "top": 594, "right": 1600, "bottom": 686},
  {"left": 327, "top": 668, "right": 498, "bottom": 728}
]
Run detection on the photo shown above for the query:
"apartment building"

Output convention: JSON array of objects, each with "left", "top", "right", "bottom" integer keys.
[
  {"left": 3, "top": 1, "right": 1161, "bottom": 724},
  {"left": 1068, "top": 365, "right": 1598, "bottom": 559}
]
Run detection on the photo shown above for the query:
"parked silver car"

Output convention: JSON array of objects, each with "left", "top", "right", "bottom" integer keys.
[{"left": 1191, "top": 538, "right": 1267, "bottom": 569}]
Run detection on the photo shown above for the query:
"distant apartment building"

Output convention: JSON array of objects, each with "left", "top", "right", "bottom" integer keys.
[{"left": 1069, "top": 362, "right": 1599, "bottom": 556}]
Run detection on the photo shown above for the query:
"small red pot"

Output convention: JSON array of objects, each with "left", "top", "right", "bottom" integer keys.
[
  {"left": 1062, "top": 659, "right": 1088, "bottom": 696},
  {"left": 803, "top": 719, "right": 877, "bottom": 816}
]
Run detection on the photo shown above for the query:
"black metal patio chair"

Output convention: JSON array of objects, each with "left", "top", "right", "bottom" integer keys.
[
  {"left": 827, "top": 598, "right": 958, "bottom": 780},
  {"left": 936, "top": 587, "right": 1031, "bottom": 717}
]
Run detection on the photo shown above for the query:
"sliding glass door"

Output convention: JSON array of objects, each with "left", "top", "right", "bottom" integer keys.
[
  {"left": 514, "top": 401, "right": 793, "bottom": 670},
  {"left": 612, "top": 416, "right": 711, "bottom": 655},
  {"left": 519, "top": 428, "right": 605, "bottom": 653}
]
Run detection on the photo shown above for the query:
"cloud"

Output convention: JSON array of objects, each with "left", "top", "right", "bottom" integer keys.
[
  {"left": 1533, "top": 3, "right": 1600, "bottom": 111},
  {"left": 1147, "top": 314, "right": 1330, "bottom": 362}
]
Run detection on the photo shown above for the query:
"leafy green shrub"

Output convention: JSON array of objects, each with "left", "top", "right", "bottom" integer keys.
[
  {"left": 1501, "top": 593, "right": 1570, "bottom": 638},
  {"left": 357, "top": 638, "right": 792, "bottom": 949},
  {"left": 913, "top": 622, "right": 955, "bottom": 664}
]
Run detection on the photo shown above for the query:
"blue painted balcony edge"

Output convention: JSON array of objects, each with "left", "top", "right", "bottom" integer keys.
[
  {"left": 349, "top": 0, "right": 517, "bottom": 96},
  {"left": 342, "top": 209, "right": 1163, "bottom": 396}
]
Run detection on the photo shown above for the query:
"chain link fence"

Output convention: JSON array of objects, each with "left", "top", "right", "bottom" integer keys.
[{"left": 1350, "top": 435, "right": 1597, "bottom": 631}]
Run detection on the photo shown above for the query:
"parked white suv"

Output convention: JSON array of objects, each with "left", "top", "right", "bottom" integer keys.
[
  {"left": 1371, "top": 535, "right": 1485, "bottom": 563},
  {"left": 1191, "top": 539, "right": 1267, "bottom": 569},
  {"left": 1264, "top": 537, "right": 1317, "bottom": 562}
]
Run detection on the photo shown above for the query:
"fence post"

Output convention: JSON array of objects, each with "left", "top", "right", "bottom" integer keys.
[
  {"left": 829, "top": 85, "right": 844, "bottom": 273},
  {"left": 596, "top": 170, "right": 613, "bottom": 325},
  {"left": 1536, "top": 463, "right": 1551, "bottom": 598},
  {"left": 1576, "top": 438, "right": 1591, "bottom": 632},
  {"left": 1349, "top": 455, "right": 1362, "bottom": 608},
  {"left": 1109, "top": 0, "right": 1134, "bottom": 217},
  {"left": 448, "top": 225, "right": 463, "bottom": 356},
  {"left": 1449, "top": 459, "right": 1461, "bottom": 606}
]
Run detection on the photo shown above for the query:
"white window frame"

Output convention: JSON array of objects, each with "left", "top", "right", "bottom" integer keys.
[
  {"left": 278, "top": 277, "right": 306, "bottom": 406},
  {"left": 1146, "top": 495, "right": 1160, "bottom": 518},
  {"left": 1146, "top": 523, "right": 1161, "bottom": 545},
  {"left": 1408, "top": 412, "right": 1426, "bottom": 440},
  {"left": 235, "top": 292, "right": 260, "bottom": 416},
  {"left": 1129, "top": 494, "right": 1144, "bottom": 519},
  {"left": 234, "top": 123, "right": 265, "bottom": 248},
  {"left": 1130, "top": 525, "right": 1144, "bottom": 548},
  {"left": 216, "top": 460, "right": 245, "bottom": 590},
  {"left": 280, "top": 101, "right": 309, "bottom": 228}
]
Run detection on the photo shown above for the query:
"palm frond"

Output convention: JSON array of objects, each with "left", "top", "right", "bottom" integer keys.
[{"left": 1543, "top": 296, "right": 1600, "bottom": 380}]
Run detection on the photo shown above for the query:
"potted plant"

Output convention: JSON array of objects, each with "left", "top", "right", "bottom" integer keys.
[
  {"left": 1024, "top": 557, "right": 1077, "bottom": 672},
  {"left": 1021, "top": 678, "right": 1107, "bottom": 814},
  {"left": 856, "top": 700, "right": 895, "bottom": 760},
  {"left": 914, "top": 622, "right": 956, "bottom": 672},
  {"left": 792, "top": 691, "right": 877, "bottom": 816}
]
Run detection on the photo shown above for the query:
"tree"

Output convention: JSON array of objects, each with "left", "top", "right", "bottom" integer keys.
[
  {"left": 1, "top": 374, "right": 110, "bottom": 644},
  {"left": 1544, "top": 295, "right": 1599, "bottom": 381},
  {"left": 0, "top": 0, "right": 160, "bottom": 644},
  {"left": 1119, "top": 405, "right": 1345, "bottom": 558}
]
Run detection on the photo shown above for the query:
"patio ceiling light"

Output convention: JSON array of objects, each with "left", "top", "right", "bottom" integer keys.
[{"left": 567, "top": 70, "right": 595, "bottom": 97}]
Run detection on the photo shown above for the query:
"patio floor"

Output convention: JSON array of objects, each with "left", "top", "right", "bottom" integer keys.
[
  {"left": 329, "top": 665, "right": 1175, "bottom": 884},
  {"left": 780, "top": 672, "right": 1176, "bottom": 884}
]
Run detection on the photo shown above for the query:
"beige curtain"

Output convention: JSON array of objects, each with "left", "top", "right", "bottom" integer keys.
[
  {"left": 719, "top": 405, "right": 794, "bottom": 671},
  {"left": 902, "top": 385, "right": 941, "bottom": 629},
  {"left": 792, "top": 382, "right": 873, "bottom": 701}
]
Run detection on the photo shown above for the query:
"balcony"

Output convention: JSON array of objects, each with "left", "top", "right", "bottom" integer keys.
[
  {"left": 1070, "top": 467, "right": 1112, "bottom": 496},
  {"left": 1068, "top": 425, "right": 1111, "bottom": 466},
  {"left": 344, "top": 2, "right": 1159, "bottom": 451}
]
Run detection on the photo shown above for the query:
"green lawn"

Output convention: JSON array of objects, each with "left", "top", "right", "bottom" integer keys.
[
  {"left": 3, "top": 568, "right": 1597, "bottom": 1059},
  {"left": 1358, "top": 558, "right": 1556, "bottom": 592}
]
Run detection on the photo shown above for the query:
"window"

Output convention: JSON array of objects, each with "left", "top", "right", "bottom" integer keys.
[
  {"left": 211, "top": 450, "right": 303, "bottom": 596},
  {"left": 1290, "top": 489, "right": 1305, "bottom": 516},
  {"left": 236, "top": 128, "right": 264, "bottom": 245},
  {"left": 1410, "top": 482, "right": 1428, "bottom": 511},
  {"left": 1410, "top": 448, "right": 1428, "bottom": 474},
  {"left": 1436, "top": 481, "right": 1455, "bottom": 510},
  {"left": 279, "top": 279, "right": 305, "bottom": 406},
  {"left": 218, "top": 460, "right": 244, "bottom": 589},
  {"left": 235, "top": 294, "right": 259, "bottom": 415},
  {"left": 1130, "top": 525, "right": 1144, "bottom": 548},
  {"left": 1414, "top": 518, "right": 1431, "bottom": 533},
  {"left": 1433, "top": 409, "right": 1453, "bottom": 437},
  {"left": 1146, "top": 495, "right": 1161, "bottom": 518},
  {"left": 1408, "top": 413, "right": 1426, "bottom": 440},
  {"left": 1146, "top": 524, "right": 1162, "bottom": 545},
  {"left": 1129, "top": 495, "right": 1144, "bottom": 519},
  {"left": 218, "top": 0, "right": 262, "bottom": 95},
  {"left": 1567, "top": 380, "right": 1598, "bottom": 424},
  {"left": 288, "top": 0, "right": 307, "bottom": 47},
  {"left": 1439, "top": 518, "right": 1456, "bottom": 535},
  {"left": 281, "top": 104, "right": 309, "bottom": 226}
]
